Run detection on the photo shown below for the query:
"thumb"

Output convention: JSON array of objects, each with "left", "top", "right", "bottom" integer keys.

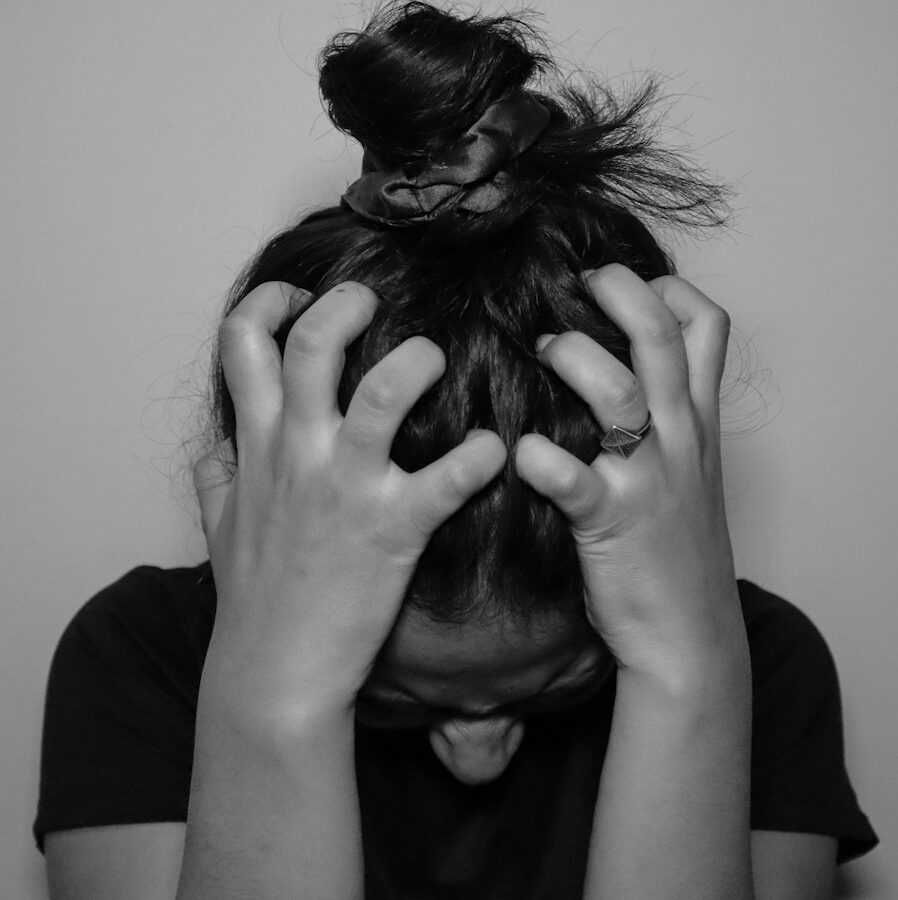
[
  {"left": 409, "top": 429, "right": 507, "bottom": 536},
  {"left": 514, "top": 433, "right": 606, "bottom": 530}
]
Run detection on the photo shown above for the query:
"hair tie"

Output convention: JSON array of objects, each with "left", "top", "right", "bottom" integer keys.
[{"left": 341, "top": 89, "right": 550, "bottom": 226}]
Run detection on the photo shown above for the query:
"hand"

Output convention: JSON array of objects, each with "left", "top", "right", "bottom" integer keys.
[
  {"left": 516, "top": 265, "right": 744, "bottom": 678},
  {"left": 195, "top": 281, "right": 506, "bottom": 707}
]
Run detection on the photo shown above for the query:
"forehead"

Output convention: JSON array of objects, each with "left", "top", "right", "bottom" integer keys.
[{"left": 372, "top": 604, "right": 601, "bottom": 695}]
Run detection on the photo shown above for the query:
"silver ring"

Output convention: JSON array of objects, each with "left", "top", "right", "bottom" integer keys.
[{"left": 600, "top": 414, "right": 653, "bottom": 459}]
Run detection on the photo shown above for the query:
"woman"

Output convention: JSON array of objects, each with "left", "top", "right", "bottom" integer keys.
[{"left": 35, "top": 4, "right": 876, "bottom": 898}]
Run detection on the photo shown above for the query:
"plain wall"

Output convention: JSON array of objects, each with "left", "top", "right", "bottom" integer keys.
[{"left": 2, "top": 2, "right": 895, "bottom": 897}]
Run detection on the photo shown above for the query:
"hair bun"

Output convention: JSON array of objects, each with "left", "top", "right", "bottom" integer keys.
[{"left": 318, "top": 2, "right": 546, "bottom": 166}]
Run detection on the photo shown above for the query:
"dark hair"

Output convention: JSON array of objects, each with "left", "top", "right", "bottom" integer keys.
[{"left": 211, "top": 1, "right": 730, "bottom": 624}]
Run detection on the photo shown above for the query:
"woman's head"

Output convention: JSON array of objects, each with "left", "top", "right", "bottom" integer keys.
[{"left": 211, "top": 2, "right": 728, "bottom": 629}]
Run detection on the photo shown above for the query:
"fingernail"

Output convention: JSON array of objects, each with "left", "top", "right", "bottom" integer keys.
[
  {"left": 535, "top": 333, "right": 556, "bottom": 354},
  {"left": 581, "top": 269, "right": 597, "bottom": 281}
]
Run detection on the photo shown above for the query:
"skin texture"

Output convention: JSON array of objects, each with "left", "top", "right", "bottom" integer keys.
[
  {"left": 44, "top": 268, "right": 839, "bottom": 900},
  {"left": 44, "top": 825, "right": 837, "bottom": 900},
  {"left": 522, "top": 267, "right": 754, "bottom": 898},
  {"left": 181, "top": 281, "right": 507, "bottom": 900},
  {"left": 519, "top": 267, "right": 745, "bottom": 676}
]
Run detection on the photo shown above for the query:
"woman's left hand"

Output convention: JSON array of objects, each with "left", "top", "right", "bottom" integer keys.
[{"left": 515, "top": 264, "right": 745, "bottom": 678}]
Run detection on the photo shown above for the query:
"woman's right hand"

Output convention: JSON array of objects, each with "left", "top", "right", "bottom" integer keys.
[{"left": 194, "top": 281, "right": 506, "bottom": 711}]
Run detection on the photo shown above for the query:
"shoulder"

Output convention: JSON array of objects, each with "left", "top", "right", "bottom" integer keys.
[
  {"left": 737, "top": 579, "right": 836, "bottom": 690},
  {"left": 72, "top": 562, "right": 216, "bottom": 629},
  {"left": 737, "top": 578, "right": 824, "bottom": 639},
  {"left": 736, "top": 580, "right": 878, "bottom": 862},
  {"left": 56, "top": 562, "right": 217, "bottom": 679},
  {"left": 42, "top": 562, "right": 217, "bottom": 746},
  {"left": 36, "top": 564, "right": 216, "bottom": 847},
  {"left": 736, "top": 578, "right": 841, "bottom": 749}
]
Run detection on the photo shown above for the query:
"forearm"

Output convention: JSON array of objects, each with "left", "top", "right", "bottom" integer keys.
[
  {"left": 584, "top": 628, "right": 754, "bottom": 900},
  {"left": 176, "top": 646, "right": 364, "bottom": 900}
]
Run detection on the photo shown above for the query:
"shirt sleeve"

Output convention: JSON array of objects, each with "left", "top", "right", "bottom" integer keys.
[
  {"left": 741, "top": 581, "right": 878, "bottom": 863},
  {"left": 33, "top": 566, "right": 211, "bottom": 850}
]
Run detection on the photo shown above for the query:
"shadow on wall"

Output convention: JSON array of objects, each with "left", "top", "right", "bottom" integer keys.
[
  {"left": 836, "top": 856, "right": 889, "bottom": 899},
  {"left": 22, "top": 853, "right": 47, "bottom": 900}
]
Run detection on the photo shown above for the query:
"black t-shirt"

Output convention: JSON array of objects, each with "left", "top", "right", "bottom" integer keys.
[{"left": 35, "top": 565, "right": 878, "bottom": 899}]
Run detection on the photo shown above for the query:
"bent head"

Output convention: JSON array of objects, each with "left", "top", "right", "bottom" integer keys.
[
  {"left": 210, "top": 3, "right": 727, "bottom": 782},
  {"left": 360, "top": 605, "right": 613, "bottom": 784}
]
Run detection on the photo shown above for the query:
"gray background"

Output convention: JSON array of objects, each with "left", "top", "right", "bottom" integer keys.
[{"left": 3, "top": 1, "right": 894, "bottom": 897}]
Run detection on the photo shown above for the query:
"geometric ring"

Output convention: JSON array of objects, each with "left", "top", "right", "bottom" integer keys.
[{"left": 599, "top": 413, "right": 653, "bottom": 460}]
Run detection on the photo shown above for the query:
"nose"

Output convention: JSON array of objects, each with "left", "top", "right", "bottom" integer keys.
[{"left": 429, "top": 716, "right": 525, "bottom": 785}]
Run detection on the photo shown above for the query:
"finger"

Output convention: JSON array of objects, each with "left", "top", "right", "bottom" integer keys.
[
  {"left": 536, "top": 331, "right": 650, "bottom": 436},
  {"left": 408, "top": 429, "right": 507, "bottom": 534},
  {"left": 514, "top": 433, "right": 606, "bottom": 530},
  {"left": 282, "top": 282, "right": 378, "bottom": 425},
  {"left": 218, "top": 282, "right": 313, "bottom": 437},
  {"left": 649, "top": 276, "right": 730, "bottom": 427},
  {"left": 584, "top": 264, "right": 690, "bottom": 417},
  {"left": 338, "top": 336, "right": 446, "bottom": 465},
  {"left": 193, "top": 443, "right": 235, "bottom": 541}
]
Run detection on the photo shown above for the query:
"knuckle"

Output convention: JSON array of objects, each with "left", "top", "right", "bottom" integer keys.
[
  {"left": 356, "top": 371, "right": 401, "bottom": 413},
  {"left": 603, "top": 373, "right": 642, "bottom": 411},
  {"left": 653, "top": 274, "right": 695, "bottom": 298},
  {"left": 286, "top": 316, "right": 332, "bottom": 358},
  {"left": 651, "top": 274, "right": 679, "bottom": 293},
  {"left": 640, "top": 314, "right": 682, "bottom": 347},
  {"left": 258, "top": 280, "right": 297, "bottom": 304},
  {"left": 551, "top": 461, "right": 581, "bottom": 500},
  {"left": 439, "top": 458, "right": 473, "bottom": 502},
  {"left": 217, "top": 313, "right": 251, "bottom": 347}
]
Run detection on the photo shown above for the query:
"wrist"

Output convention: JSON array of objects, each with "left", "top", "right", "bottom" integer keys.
[
  {"left": 616, "top": 635, "right": 752, "bottom": 715},
  {"left": 199, "top": 634, "right": 359, "bottom": 744},
  {"left": 589, "top": 629, "right": 753, "bottom": 900},
  {"left": 608, "top": 581, "right": 750, "bottom": 682}
]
